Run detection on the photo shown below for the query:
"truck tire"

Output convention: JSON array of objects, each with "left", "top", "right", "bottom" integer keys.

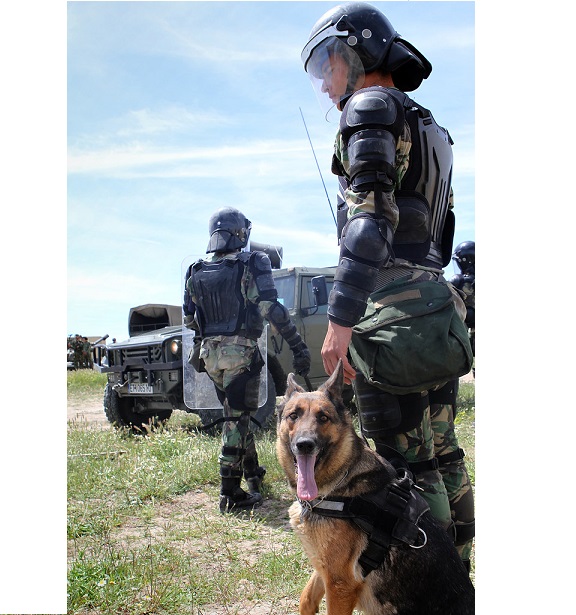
[{"left": 103, "top": 383, "right": 172, "bottom": 432}]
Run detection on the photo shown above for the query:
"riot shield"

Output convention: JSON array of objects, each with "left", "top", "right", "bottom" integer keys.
[
  {"left": 182, "top": 326, "right": 268, "bottom": 410},
  {"left": 181, "top": 255, "right": 268, "bottom": 413}
]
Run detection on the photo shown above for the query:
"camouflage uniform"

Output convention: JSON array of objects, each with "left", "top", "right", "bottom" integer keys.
[
  {"left": 185, "top": 254, "right": 262, "bottom": 487},
  {"left": 430, "top": 402, "right": 475, "bottom": 561},
  {"left": 460, "top": 276, "right": 475, "bottom": 359},
  {"left": 82, "top": 338, "right": 93, "bottom": 369},
  {"left": 73, "top": 335, "right": 83, "bottom": 369},
  {"left": 334, "top": 97, "right": 475, "bottom": 566},
  {"left": 185, "top": 250, "right": 310, "bottom": 512},
  {"left": 450, "top": 245, "right": 475, "bottom": 374}
]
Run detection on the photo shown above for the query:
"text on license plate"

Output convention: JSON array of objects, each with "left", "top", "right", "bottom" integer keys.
[{"left": 129, "top": 383, "right": 154, "bottom": 394}]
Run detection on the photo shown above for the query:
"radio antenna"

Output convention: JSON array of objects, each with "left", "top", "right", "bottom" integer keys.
[{"left": 299, "top": 107, "right": 337, "bottom": 227}]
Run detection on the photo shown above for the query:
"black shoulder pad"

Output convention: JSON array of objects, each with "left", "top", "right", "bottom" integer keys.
[
  {"left": 341, "top": 86, "right": 405, "bottom": 142},
  {"left": 449, "top": 273, "right": 464, "bottom": 289},
  {"left": 247, "top": 251, "right": 277, "bottom": 300},
  {"left": 250, "top": 251, "right": 273, "bottom": 273}
]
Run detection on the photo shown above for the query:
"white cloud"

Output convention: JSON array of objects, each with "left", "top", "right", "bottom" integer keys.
[{"left": 67, "top": 137, "right": 326, "bottom": 177}]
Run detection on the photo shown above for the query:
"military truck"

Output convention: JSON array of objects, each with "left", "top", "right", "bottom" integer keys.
[{"left": 94, "top": 251, "right": 343, "bottom": 431}]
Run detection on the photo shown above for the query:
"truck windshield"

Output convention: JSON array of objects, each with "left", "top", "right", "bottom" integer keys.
[{"left": 273, "top": 275, "right": 295, "bottom": 310}]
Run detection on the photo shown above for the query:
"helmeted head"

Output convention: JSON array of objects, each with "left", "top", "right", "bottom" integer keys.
[
  {"left": 206, "top": 207, "right": 252, "bottom": 254},
  {"left": 302, "top": 2, "right": 431, "bottom": 113},
  {"left": 452, "top": 241, "right": 475, "bottom": 275}
]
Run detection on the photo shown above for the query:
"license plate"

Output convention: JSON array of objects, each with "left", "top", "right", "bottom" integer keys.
[{"left": 128, "top": 383, "right": 154, "bottom": 394}]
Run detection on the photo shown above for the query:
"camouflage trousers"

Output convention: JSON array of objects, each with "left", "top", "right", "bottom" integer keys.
[
  {"left": 200, "top": 337, "right": 261, "bottom": 477},
  {"left": 378, "top": 403, "right": 475, "bottom": 561}
]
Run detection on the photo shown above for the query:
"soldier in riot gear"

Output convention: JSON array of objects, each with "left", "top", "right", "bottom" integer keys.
[
  {"left": 302, "top": 2, "right": 475, "bottom": 570},
  {"left": 451, "top": 240, "right": 475, "bottom": 362},
  {"left": 183, "top": 207, "right": 311, "bottom": 513}
]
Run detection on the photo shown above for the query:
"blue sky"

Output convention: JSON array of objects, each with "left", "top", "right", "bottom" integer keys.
[{"left": 67, "top": 1, "right": 475, "bottom": 341}]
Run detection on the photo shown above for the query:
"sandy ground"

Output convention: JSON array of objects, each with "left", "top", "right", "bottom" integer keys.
[{"left": 67, "top": 393, "right": 110, "bottom": 427}]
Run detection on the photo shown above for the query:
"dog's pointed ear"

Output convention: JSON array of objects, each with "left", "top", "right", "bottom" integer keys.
[
  {"left": 318, "top": 358, "right": 344, "bottom": 401},
  {"left": 285, "top": 372, "right": 306, "bottom": 399}
]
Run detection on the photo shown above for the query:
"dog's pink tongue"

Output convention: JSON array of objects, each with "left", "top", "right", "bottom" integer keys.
[{"left": 296, "top": 454, "right": 318, "bottom": 501}]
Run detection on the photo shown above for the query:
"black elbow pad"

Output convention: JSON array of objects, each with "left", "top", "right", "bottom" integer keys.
[
  {"left": 267, "top": 301, "right": 301, "bottom": 348},
  {"left": 328, "top": 213, "right": 394, "bottom": 327},
  {"left": 244, "top": 251, "right": 277, "bottom": 301}
]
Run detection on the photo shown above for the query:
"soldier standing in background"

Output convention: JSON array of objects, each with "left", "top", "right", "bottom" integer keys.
[
  {"left": 450, "top": 241, "right": 475, "bottom": 366},
  {"left": 183, "top": 207, "right": 311, "bottom": 513},
  {"left": 82, "top": 337, "right": 93, "bottom": 369},
  {"left": 73, "top": 334, "right": 83, "bottom": 370}
]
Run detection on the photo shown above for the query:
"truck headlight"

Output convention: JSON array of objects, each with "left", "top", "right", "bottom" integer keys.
[{"left": 169, "top": 339, "right": 182, "bottom": 358}]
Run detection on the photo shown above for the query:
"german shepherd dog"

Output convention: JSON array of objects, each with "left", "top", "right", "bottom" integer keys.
[{"left": 276, "top": 359, "right": 475, "bottom": 615}]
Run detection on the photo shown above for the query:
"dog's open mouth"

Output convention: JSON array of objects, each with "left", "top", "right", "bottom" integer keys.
[{"left": 294, "top": 453, "right": 319, "bottom": 501}]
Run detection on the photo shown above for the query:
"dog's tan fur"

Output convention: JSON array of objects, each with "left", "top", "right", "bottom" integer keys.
[{"left": 276, "top": 359, "right": 474, "bottom": 615}]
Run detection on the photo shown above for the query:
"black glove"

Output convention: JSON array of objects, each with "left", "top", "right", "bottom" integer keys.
[{"left": 292, "top": 342, "right": 311, "bottom": 377}]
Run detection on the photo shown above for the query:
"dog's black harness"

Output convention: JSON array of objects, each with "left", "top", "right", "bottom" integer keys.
[{"left": 298, "top": 473, "right": 430, "bottom": 577}]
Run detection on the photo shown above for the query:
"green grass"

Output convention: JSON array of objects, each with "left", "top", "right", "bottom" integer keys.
[
  {"left": 67, "top": 369, "right": 108, "bottom": 400},
  {"left": 67, "top": 371, "right": 475, "bottom": 614},
  {"left": 455, "top": 382, "right": 475, "bottom": 484}
]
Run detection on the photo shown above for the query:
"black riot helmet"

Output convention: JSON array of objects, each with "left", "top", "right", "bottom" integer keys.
[
  {"left": 452, "top": 241, "right": 475, "bottom": 275},
  {"left": 206, "top": 207, "right": 252, "bottom": 254},
  {"left": 302, "top": 2, "right": 432, "bottom": 111}
]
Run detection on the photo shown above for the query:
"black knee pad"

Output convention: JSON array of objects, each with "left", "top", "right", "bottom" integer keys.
[
  {"left": 224, "top": 350, "right": 264, "bottom": 412},
  {"left": 355, "top": 373, "right": 401, "bottom": 435},
  {"left": 429, "top": 379, "right": 459, "bottom": 406},
  {"left": 396, "top": 392, "right": 429, "bottom": 432},
  {"left": 214, "top": 385, "right": 226, "bottom": 405},
  {"left": 355, "top": 373, "right": 428, "bottom": 436},
  {"left": 454, "top": 520, "right": 476, "bottom": 546}
]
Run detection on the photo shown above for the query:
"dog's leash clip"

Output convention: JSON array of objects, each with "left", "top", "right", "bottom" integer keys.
[
  {"left": 409, "top": 527, "right": 428, "bottom": 549},
  {"left": 299, "top": 498, "right": 315, "bottom": 520}
]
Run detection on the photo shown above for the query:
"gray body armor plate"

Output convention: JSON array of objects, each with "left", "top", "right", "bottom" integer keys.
[{"left": 396, "top": 91, "right": 454, "bottom": 267}]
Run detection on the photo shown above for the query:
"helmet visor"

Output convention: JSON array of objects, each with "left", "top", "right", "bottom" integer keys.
[{"left": 304, "top": 37, "right": 365, "bottom": 117}]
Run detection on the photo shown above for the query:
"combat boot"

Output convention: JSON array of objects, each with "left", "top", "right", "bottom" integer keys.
[
  {"left": 219, "top": 477, "right": 262, "bottom": 514},
  {"left": 245, "top": 465, "right": 266, "bottom": 496}
]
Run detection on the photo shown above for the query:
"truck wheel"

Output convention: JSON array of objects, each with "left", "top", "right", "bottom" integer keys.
[{"left": 103, "top": 383, "right": 172, "bottom": 432}]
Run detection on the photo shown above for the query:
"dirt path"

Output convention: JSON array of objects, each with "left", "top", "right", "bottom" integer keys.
[{"left": 67, "top": 395, "right": 110, "bottom": 427}]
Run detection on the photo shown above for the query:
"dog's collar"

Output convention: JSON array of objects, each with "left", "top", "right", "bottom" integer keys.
[
  {"left": 300, "top": 497, "right": 346, "bottom": 513},
  {"left": 295, "top": 468, "right": 349, "bottom": 514}
]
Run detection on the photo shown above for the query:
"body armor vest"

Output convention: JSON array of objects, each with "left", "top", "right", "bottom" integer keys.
[
  {"left": 335, "top": 88, "right": 454, "bottom": 268},
  {"left": 190, "top": 253, "right": 263, "bottom": 338},
  {"left": 395, "top": 91, "right": 454, "bottom": 267}
]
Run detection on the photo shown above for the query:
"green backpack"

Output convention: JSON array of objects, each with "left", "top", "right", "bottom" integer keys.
[{"left": 349, "top": 277, "right": 473, "bottom": 395}]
